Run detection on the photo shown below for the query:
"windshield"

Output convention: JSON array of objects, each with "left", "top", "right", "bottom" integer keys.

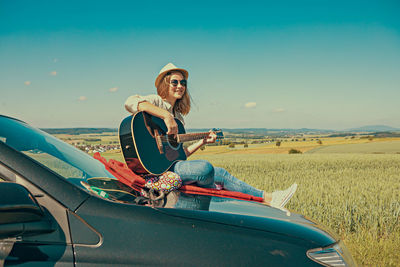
[
  {"left": 0, "top": 116, "right": 115, "bottom": 180},
  {"left": 0, "top": 116, "right": 233, "bottom": 209}
]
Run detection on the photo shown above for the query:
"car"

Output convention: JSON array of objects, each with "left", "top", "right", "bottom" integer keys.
[{"left": 0, "top": 115, "right": 356, "bottom": 266}]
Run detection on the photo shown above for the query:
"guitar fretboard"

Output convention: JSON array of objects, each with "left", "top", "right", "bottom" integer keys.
[{"left": 177, "top": 132, "right": 211, "bottom": 143}]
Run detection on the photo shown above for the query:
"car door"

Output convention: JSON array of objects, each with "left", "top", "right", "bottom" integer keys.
[{"left": 0, "top": 162, "right": 74, "bottom": 266}]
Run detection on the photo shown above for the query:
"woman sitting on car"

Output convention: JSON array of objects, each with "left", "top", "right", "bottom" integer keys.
[{"left": 124, "top": 63, "right": 297, "bottom": 209}]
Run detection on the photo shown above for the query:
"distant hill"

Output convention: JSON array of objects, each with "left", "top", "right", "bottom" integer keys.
[
  {"left": 41, "top": 128, "right": 117, "bottom": 135},
  {"left": 187, "top": 128, "right": 335, "bottom": 137},
  {"left": 345, "top": 125, "right": 400, "bottom": 132},
  {"left": 41, "top": 127, "right": 335, "bottom": 136},
  {"left": 40, "top": 125, "right": 399, "bottom": 136}
]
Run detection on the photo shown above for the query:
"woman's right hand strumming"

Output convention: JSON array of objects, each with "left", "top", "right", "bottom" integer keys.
[
  {"left": 137, "top": 101, "right": 178, "bottom": 136},
  {"left": 163, "top": 114, "right": 178, "bottom": 136}
]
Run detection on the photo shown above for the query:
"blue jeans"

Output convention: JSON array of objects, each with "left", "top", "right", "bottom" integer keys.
[{"left": 170, "top": 160, "right": 263, "bottom": 198}]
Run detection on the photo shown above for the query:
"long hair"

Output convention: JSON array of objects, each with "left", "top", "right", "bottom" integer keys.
[{"left": 157, "top": 71, "right": 191, "bottom": 115}]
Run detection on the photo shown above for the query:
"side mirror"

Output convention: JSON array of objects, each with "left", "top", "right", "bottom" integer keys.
[
  {"left": 0, "top": 182, "right": 54, "bottom": 239},
  {"left": 0, "top": 182, "right": 44, "bottom": 224}
]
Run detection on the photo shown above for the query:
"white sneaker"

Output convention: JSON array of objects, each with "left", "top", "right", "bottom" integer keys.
[{"left": 271, "top": 183, "right": 298, "bottom": 209}]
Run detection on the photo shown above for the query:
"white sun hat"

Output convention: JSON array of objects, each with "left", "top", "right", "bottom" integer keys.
[{"left": 155, "top": 63, "right": 189, "bottom": 88}]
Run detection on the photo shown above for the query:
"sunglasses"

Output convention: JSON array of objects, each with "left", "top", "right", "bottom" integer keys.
[{"left": 170, "top": 79, "right": 187, "bottom": 87}]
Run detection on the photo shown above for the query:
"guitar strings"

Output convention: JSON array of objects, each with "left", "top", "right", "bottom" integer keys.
[
  {"left": 159, "top": 133, "right": 221, "bottom": 139},
  {"left": 159, "top": 135, "right": 223, "bottom": 143},
  {"left": 157, "top": 131, "right": 223, "bottom": 143}
]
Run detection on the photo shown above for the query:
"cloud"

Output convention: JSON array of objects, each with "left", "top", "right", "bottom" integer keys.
[
  {"left": 50, "top": 71, "right": 57, "bottom": 76},
  {"left": 78, "top": 96, "right": 87, "bottom": 101},
  {"left": 244, "top": 102, "right": 257, "bottom": 108},
  {"left": 24, "top": 81, "right": 31, "bottom": 86},
  {"left": 272, "top": 108, "right": 286, "bottom": 113},
  {"left": 109, "top": 87, "right": 118, "bottom": 92}
]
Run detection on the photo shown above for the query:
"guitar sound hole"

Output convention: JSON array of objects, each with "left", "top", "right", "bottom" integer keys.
[{"left": 167, "top": 135, "right": 179, "bottom": 149}]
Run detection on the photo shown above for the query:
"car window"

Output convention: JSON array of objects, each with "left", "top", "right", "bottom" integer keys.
[
  {"left": 0, "top": 163, "right": 73, "bottom": 244},
  {"left": 0, "top": 116, "right": 115, "bottom": 180},
  {"left": 0, "top": 116, "right": 144, "bottom": 205}
]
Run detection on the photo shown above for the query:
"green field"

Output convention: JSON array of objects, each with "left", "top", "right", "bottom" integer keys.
[
  {"left": 188, "top": 153, "right": 400, "bottom": 267},
  {"left": 307, "top": 140, "right": 400, "bottom": 154},
  {"left": 99, "top": 141, "right": 400, "bottom": 266}
]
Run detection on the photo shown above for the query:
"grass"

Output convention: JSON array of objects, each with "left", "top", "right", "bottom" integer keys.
[
  {"left": 194, "top": 137, "right": 400, "bottom": 155},
  {"left": 306, "top": 140, "right": 400, "bottom": 154},
  {"left": 14, "top": 131, "right": 399, "bottom": 266},
  {"left": 99, "top": 139, "right": 400, "bottom": 266},
  {"left": 188, "top": 153, "right": 400, "bottom": 267}
]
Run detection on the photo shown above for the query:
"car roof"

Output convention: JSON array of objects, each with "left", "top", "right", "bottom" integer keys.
[{"left": 0, "top": 115, "right": 27, "bottom": 124}]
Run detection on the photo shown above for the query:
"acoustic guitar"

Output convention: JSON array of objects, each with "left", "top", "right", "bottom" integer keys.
[{"left": 119, "top": 111, "right": 223, "bottom": 175}]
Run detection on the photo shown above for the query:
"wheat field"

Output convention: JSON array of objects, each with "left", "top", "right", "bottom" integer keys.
[
  {"left": 187, "top": 153, "right": 400, "bottom": 267},
  {"left": 100, "top": 146, "right": 400, "bottom": 266}
]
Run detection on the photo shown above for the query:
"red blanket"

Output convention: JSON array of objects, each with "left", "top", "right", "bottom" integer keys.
[{"left": 93, "top": 153, "right": 263, "bottom": 203}]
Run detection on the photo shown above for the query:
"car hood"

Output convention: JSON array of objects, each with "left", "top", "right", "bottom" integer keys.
[{"left": 156, "top": 193, "right": 338, "bottom": 247}]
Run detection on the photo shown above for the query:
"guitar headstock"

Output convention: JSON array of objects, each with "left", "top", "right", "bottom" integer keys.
[{"left": 212, "top": 128, "right": 224, "bottom": 142}]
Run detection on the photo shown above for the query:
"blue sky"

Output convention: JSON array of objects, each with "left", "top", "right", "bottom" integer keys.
[{"left": 1, "top": 0, "right": 399, "bottom": 129}]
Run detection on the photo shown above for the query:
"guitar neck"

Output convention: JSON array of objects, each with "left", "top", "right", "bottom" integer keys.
[{"left": 177, "top": 132, "right": 211, "bottom": 143}]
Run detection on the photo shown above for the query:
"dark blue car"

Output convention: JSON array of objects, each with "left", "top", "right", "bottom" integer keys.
[{"left": 0, "top": 115, "right": 356, "bottom": 266}]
